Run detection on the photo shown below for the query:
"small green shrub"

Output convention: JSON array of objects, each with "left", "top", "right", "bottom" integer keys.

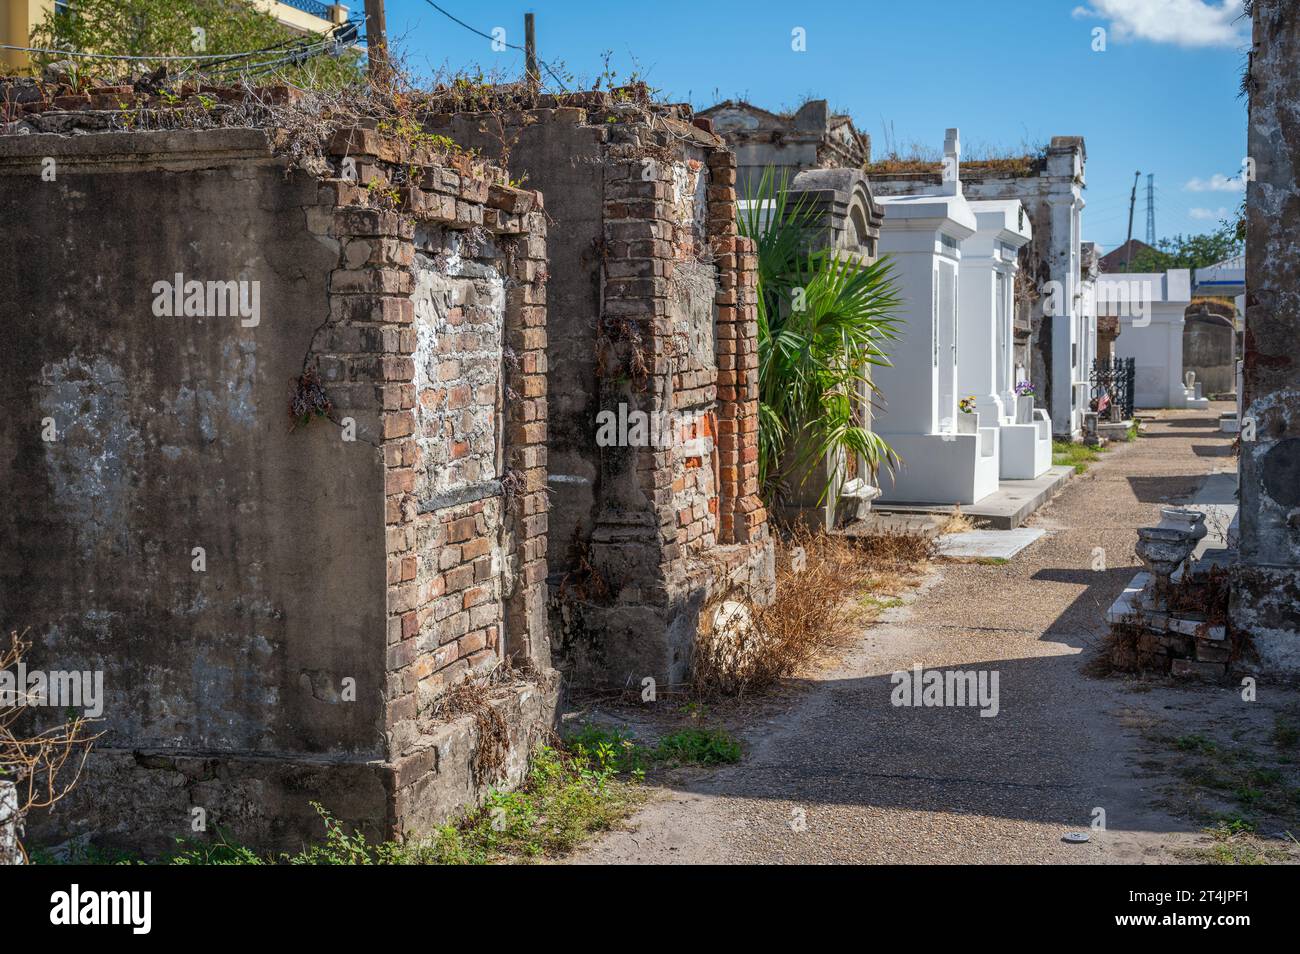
[
  {"left": 1273, "top": 716, "right": 1300, "bottom": 750},
  {"left": 41, "top": 740, "right": 643, "bottom": 866},
  {"left": 654, "top": 728, "right": 743, "bottom": 766},
  {"left": 567, "top": 724, "right": 743, "bottom": 768},
  {"left": 566, "top": 724, "right": 651, "bottom": 776},
  {"left": 1175, "top": 733, "right": 1217, "bottom": 754},
  {"left": 1052, "top": 440, "right": 1104, "bottom": 474}
]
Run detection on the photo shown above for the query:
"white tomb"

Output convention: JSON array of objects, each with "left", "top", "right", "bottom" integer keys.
[
  {"left": 957, "top": 199, "right": 1051, "bottom": 479},
  {"left": 873, "top": 129, "right": 998, "bottom": 505},
  {"left": 1096, "top": 268, "right": 1194, "bottom": 409}
]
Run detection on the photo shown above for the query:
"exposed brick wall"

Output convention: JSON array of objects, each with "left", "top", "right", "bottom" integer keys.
[
  {"left": 499, "top": 189, "right": 552, "bottom": 673},
  {"left": 600, "top": 147, "right": 696, "bottom": 552},
  {"left": 706, "top": 150, "right": 766, "bottom": 545},
  {"left": 315, "top": 128, "right": 552, "bottom": 772},
  {"left": 425, "top": 103, "right": 774, "bottom": 689}
]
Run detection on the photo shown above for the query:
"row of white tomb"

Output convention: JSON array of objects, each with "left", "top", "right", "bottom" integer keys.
[{"left": 872, "top": 129, "right": 1051, "bottom": 506}]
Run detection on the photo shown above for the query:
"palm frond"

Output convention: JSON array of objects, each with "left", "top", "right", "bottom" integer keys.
[{"left": 738, "top": 167, "right": 903, "bottom": 508}]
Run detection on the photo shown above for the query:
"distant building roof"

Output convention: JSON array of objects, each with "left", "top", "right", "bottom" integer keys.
[
  {"left": 1098, "top": 238, "right": 1156, "bottom": 272},
  {"left": 1193, "top": 254, "right": 1245, "bottom": 296}
]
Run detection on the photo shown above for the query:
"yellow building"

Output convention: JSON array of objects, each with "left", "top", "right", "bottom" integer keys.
[{"left": 0, "top": 0, "right": 349, "bottom": 72}]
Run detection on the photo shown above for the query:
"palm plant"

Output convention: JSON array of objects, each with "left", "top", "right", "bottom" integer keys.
[{"left": 738, "top": 168, "right": 902, "bottom": 507}]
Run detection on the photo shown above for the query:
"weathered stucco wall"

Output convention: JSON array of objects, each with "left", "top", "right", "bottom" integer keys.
[
  {"left": 0, "top": 116, "right": 556, "bottom": 852},
  {"left": 0, "top": 135, "right": 391, "bottom": 746},
  {"left": 0, "top": 129, "right": 391, "bottom": 848},
  {"left": 700, "top": 99, "right": 869, "bottom": 199},
  {"left": 1235, "top": 0, "right": 1300, "bottom": 672}
]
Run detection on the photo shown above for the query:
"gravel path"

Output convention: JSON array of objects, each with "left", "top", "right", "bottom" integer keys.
[{"left": 569, "top": 403, "right": 1295, "bottom": 864}]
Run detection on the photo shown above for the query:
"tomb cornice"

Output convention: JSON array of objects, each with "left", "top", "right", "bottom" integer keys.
[{"left": 876, "top": 200, "right": 977, "bottom": 240}]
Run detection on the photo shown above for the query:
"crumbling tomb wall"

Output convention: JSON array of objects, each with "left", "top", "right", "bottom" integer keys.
[
  {"left": 0, "top": 117, "right": 555, "bottom": 851},
  {"left": 1182, "top": 300, "right": 1236, "bottom": 398},
  {"left": 698, "top": 99, "right": 870, "bottom": 199},
  {"left": 429, "top": 99, "right": 774, "bottom": 690},
  {"left": 1235, "top": 0, "right": 1300, "bottom": 672}
]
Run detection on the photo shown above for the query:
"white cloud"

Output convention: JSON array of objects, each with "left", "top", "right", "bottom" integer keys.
[
  {"left": 1189, "top": 206, "right": 1229, "bottom": 220},
  {"left": 1185, "top": 173, "right": 1246, "bottom": 192},
  {"left": 1077, "top": 0, "right": 1246, "bottom": 48}
]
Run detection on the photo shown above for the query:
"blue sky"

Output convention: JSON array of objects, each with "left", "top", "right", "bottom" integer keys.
[{"left": 378, "top": 0, "right": 1250, "bottom": 254}]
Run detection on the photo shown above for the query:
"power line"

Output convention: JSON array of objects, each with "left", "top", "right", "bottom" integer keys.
[
  {"left": 419, "top": 0, "right": 569, "bottom": 91},
  {"left": 1154, "top": 187, "right": 1235, "bottom": 228}
]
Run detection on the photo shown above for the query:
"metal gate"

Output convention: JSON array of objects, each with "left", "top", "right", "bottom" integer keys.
[{"left": 1090, "top": 357, "right": 1135, "bottom": 419}]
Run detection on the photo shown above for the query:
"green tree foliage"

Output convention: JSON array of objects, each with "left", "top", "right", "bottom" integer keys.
[
  {"left": 29, "top": 0, "right": 362, "bottom": 88},
  {"left": 1121, "top": 220, "right": 1243, "bottom": 273},
  {"left": 738, "top": 169, "right": 902, "bottom": 506}
]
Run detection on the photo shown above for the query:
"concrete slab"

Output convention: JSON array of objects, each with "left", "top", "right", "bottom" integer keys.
[
  {"left": 841, "top": 512, "right": 943, "bottom": 538},
  {"left": 871, "top": 465, "right": 1073, "bottom": 529},
  {"left": 1185, "top": 471, "right": 1239, "bottom": 555},
  {"left": 938, "top": 527, "right": 1046, "bottom": 560},
  {"left": 1097, "top": 419, "right": 1133, "bottom": 441}
]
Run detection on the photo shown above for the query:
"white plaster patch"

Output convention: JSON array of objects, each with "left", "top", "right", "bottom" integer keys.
[
  {"left": 411, "top": 253, "right": 506, "bottom": 497},
  {"left": 38, "top": 353, "right": 141, "bottom": 557}
]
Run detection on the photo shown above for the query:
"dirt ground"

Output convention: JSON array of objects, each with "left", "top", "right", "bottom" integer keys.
[{"left": 565, "top": 403, "right": 1300, "bottom": 864}]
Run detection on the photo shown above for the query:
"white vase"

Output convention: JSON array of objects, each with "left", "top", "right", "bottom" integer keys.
[
  {"left": 1015, "top": 395, "right": 1033, "bottom": 425},
  {"left": 957, "top": 412, "right": 978, "bottom": 434}
]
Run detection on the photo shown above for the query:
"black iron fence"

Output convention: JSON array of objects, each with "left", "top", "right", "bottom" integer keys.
[{"left": 1090, "top": 357, "right": 1135, "bottom": 419}]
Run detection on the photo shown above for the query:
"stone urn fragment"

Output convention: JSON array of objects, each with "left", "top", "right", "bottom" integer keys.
[
  {"left": 1135, "top": 508, "right": 1206, "bottom": 610},
  {"left": 1083, "top": 411, "right": 1100, "bottom": 447}
]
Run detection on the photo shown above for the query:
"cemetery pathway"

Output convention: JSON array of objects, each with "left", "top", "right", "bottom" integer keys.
[{"left": 570, "top": 402, "right": 1297, "bottom": 864}]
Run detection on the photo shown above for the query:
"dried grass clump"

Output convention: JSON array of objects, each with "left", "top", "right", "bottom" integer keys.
[
  {"left": 1087, "top": 617, "right": 1147, "bottom": 676},
  {"left": 864, "top": 155, "right": 1045, "bottom": 179},
  {"left": 431, "top": 672, "right": 511, "bottom": 786},
  {"left": 939, "top": 505, "right": 979, "bottom": 535},
  {"left": 691, "top": 527, "right": 935, "bottom": 698},
  {"left": 1166, "top": 565, "right": 1230, "bottom": 621}
]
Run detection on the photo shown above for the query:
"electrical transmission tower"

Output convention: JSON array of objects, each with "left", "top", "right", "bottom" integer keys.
[{"left": 1145, "top": 173, "right": 1155, "bottom": 245}]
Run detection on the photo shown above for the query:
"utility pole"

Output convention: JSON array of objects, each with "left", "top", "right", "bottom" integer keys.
[
  {"left": 1122, "top": 170, "right": 1141, "bottom": 270},
  {"left": 524, "top": 13, "right": 539, "bottom": 93},
  {"left": 364, "top": 0, "right": 388, "bottom": 85},
  {"left": 1145, "top": 173, "right": 1156, "bottom": 245}
]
